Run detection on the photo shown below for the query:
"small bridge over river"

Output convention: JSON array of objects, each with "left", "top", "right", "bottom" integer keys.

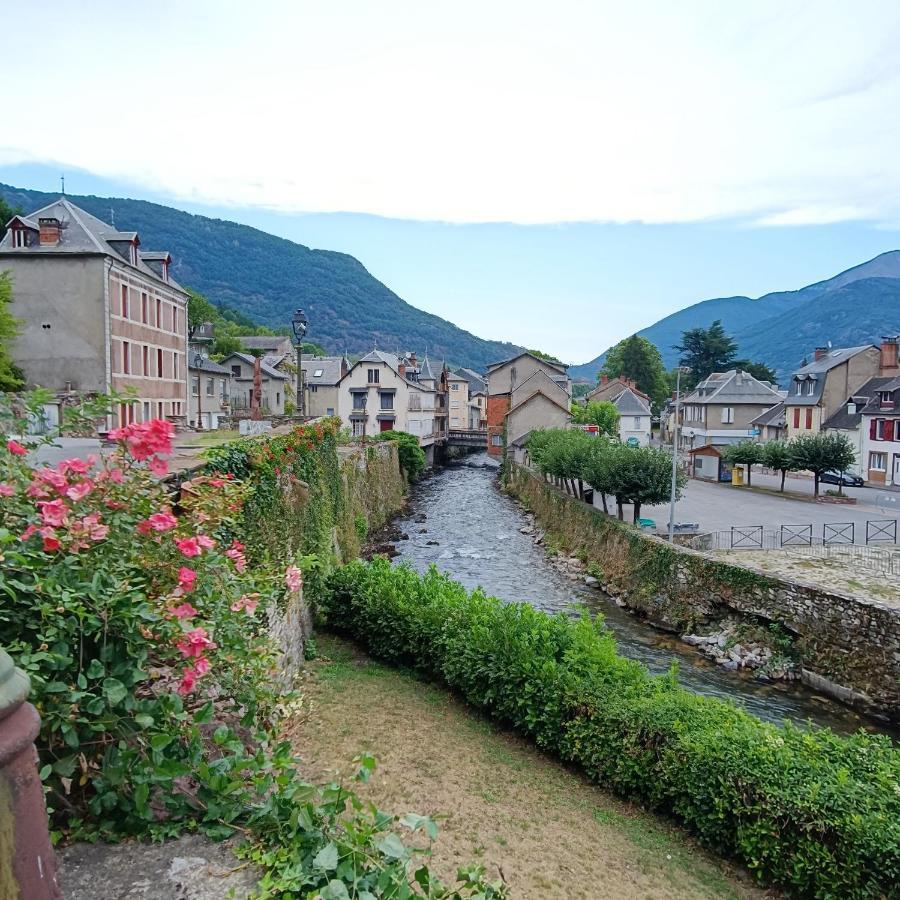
[{"left": 447, "top": 429, "right": 487, "bottom": 449}]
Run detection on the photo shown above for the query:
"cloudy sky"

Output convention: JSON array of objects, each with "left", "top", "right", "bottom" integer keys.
[{"left": 4, "top": 1, "right": 900, "bottom": 360}]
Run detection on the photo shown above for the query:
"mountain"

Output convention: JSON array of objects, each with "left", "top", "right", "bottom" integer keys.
[
  {"left": 569, "top": 251, "right": 900, "bottom": 383},
  {"left": 0, "top": 184, "right": 521, "bottom": 370}
]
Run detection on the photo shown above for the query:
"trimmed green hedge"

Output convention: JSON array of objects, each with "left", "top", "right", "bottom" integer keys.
[{"left": 319, "top": 559, "right": 900, "bottom": 899}]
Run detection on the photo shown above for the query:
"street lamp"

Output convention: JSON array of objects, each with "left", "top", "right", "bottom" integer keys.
[
  {"left": 193, "top": 352, "right": 204, "bottom": 430},
  {"left": 667, "top": 366, "right": 691, "bottom": 543},
  {"left": 291, "top": 308, "right": 309, "bottom": 418}
]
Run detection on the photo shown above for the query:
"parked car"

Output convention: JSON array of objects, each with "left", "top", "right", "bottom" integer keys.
[{"left": 820, "top": 469, "right": 864, "bottom": 487}]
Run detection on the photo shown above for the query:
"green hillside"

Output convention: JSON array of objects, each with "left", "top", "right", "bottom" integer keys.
[{"left": 0, "top": 184, "right": 521, "bottom": 370}]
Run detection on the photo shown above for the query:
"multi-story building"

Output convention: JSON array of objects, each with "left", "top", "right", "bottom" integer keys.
[
  {"left": 188, "top": 356, "right": 232, "bottom": 430},
  {"left": 237, "top": 335, "right": 296, "bottom": 365},
  {"left": 679, "top": 369, "right": 782, "bottom": 450},
  {"left": 587, "top": 376, "right": 653, "bottom": 445},
  {"left": 784, "top": 344, "right": 883, "bottom": 440},
  {"left": 447, "top": 371, "right": 469, "bottom": 429},
  {"left": 485, "top": 352, "right": 571, "bottom": 456},
  {"left": 0, "top": 198, "right": 189, "bottom": 428},
  {"left": 454, "top": 367, "right": 488, "bottom": 428},
  {"left": 859, "top": 377, "right": 900, "bottom": 485},
  {"left": 220, "top": 351, "right": 288, "bottom": 416},
  {"left": 300, "top": 356, "right": 350, "bottom": 418}
]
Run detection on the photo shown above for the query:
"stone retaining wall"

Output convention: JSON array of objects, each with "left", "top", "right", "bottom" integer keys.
[{"left": 506, "top": 464, "right": 900, "bottom": 718}]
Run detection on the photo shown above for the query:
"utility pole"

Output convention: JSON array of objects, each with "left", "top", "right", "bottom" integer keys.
[{"left": 668, "top": 366, "right": 690, "bottom": 542}]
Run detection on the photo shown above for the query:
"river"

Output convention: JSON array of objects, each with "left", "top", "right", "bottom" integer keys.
[{"left": 392, "top": 454, "right": 891, "bottom": 736}]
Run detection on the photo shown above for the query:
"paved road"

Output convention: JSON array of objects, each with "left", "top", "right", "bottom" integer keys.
[{"left": 631, "top": 477, "right": 900, "bottom": 544}]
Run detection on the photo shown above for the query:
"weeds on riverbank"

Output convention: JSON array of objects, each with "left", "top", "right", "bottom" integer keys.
[{"left": 317, "top": 557, "right": 900, "bottom": 899}]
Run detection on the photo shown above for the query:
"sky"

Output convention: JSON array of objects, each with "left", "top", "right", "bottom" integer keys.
[{"left": 4, "top": 1, "right": 900, "bottom": 362}]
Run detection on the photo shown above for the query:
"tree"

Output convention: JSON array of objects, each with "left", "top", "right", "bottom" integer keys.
[
  {"left": 761, "top": 440, "right": 797, "bottom": 492},
  {"left": 606, "top": 445, "right": 684, "bottom": 522},
  {"left": 379, "top": 430, "right": 427, "bottom": 480},
  {"left": 527, "top": 349, "right": 563, "bottom": 364},
  {"left": 187, "top": 289, "right": 219, "bottom": 329},
  {"left": 571, "top": 400, "right": 619, "bottom": 437},
  {"left": 0, "top": 271, "right": 24, "bottom": 391},
  {"left": 600, "top": 335, "right": 668, "bottom": 407},
  {"left": 674, "top": 320, "right": 737, "bottom": 382},
  {"left": 789, "top": 432, "right": 856, "bottom": 497},
  {"left": 572, "top": 383, "right": 592, "bottom": 400},
  {"left": 721, "top": 441, "right": 764, "bottom": 486},
  {"left": 733, "top": 360, "right": 778, "bottom": 384}
]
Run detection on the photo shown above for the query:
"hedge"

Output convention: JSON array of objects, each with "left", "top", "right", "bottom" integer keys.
[{"left": 318, "top": 558, "right": 900, "bottom": 899}]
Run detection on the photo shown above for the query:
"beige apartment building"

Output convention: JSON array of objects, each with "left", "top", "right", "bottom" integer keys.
[
  {"left": 300, "top": 356, "right": 350, "bottom": 418},
  {"left": 0, "top": 198, "right": 189, "bottom": 429}
]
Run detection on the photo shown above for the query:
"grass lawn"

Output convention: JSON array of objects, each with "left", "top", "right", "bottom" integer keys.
[
  {"left": 287, "top": 635, "right": 772, "bottom": 900},
  {"left": 174, "top": 429, "right": 242, "bottom": 449}
]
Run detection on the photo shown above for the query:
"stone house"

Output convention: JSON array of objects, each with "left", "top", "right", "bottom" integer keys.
[
  {"left": 783, "top": 344, "right": 884, "bottom": 440},
  {"left": 219, "top": 351, "right": 288, "bottom": 416},
  {"left": 188, "top": 356, "right": 232, "bottom": 430},
  {"left": 300, "top": 356, "right": 350, "bottom": 418},
  {"left": 485, "top": 352, "right": 570, "bottom": 455},
  {"left": 678, "top": 369, "right": 781, "bottom": 451},
  {"left": 0, "top": 198, "right": 189, "bottom": 429},
  {"left": 506, "top": 369, "right": 572, "bottom": 458}
]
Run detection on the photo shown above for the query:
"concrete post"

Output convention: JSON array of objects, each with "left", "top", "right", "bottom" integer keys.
[{"left": 0, "top": 649, "right": 60, "bottom": 899}]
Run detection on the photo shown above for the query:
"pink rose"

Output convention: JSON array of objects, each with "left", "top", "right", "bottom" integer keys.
[
  {"left": 37, "top": 498, "right": 68, "bottom": 527},
  {"left": 193, "top": 657, "right": 210, "bottom": 676},
  {"left": 178, "top": 567, "right": 197, "bottom": 591},
  {"left": 146, "top": 511, "right": 178, "bottom": 532},
  {"left": 195, "top": 534, "right": 215, "bottom": 550},
  {"left": 0, "top": 483, "right": 14, "bottom": 497},
  {"left": 171, "top": 602, "right": 198, "bottom": 620},
  {"left": 66, "top": 481, "right": 93, "bottom": 502},
  {"left": 284, "top": 565, "right": 303, "bottom": 593},
  {"left": 41, "top": 527, "right": 61, "bottom": 552},
  {"left": 176, "top": 627, "right": 216, "bottom": 658},
  {"left": 6, "top": 440, "right": 27, "bottom": 456},
  {"left": 177, "top": 667, "right": 197, "bottom": 695},
  {"left": 175, "top": 537, "right": 202, "bottom": 557},
  {"left": 148, "top": 456, "right": 169, "bottom": 477}
]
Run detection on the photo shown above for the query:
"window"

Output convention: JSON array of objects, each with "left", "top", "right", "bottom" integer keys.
[
  {"left": 192, "top": 377, "right": 200, "bottom": 396},
  {"left": 633, "top": 416, "right": 641, "bottom": 429},
  {"left": 313, "top": 368, "right": 324, "bottom": 378},
  {"left": 206, "top": 378, "right": 214, "bottom": 396},
  {"left": 353, "top": 394, "right": 367, "bottom": 410},
  {"left": 793, "top": 408, "right": 801, "bottom": 429},
  {"left": 491, "top": 434, "right": 503, "bottom": 447},
  {"left": 276, "top": 392, "right": 281, "bottom": 406},
  {"left": 805, "top": 408, "right": 813, "bottom": 429},
  {"left": 142, "top": 345, "right": 149, "bottom": 376},
  {"left": 142, "top": 401, "right": 151, "bottom": 421},
  {"left": 451, "top": 383, "right": 459, "bottom": 391},
  {"left": 869, "top": 451, "right": 887, "bottom": 471},
  {"left": 309, "top": 385, "right": 318, "bottom": 393},
  {"left": 352, "top": 420, "right": 365, "bottom": 437},
  {"left": 157, "top": 348, "right": 164, "bottom": 378},
  {"left": 876, "top": 419, "right": 886, "bottom": 440},
  {"left": 12, "top": 229, "right": 26, "bottom": 248},
  {"left": 794, "top": 380, "right": 802, "bottom": 395},
  {"left": 367, "top": 368, "right": 380, "bottom": 384},
  {"left": 379, "top": 392, "right": 394, "bottom": 410},
  {"left": 121, "top": 284, "right": 129, "bottom": 318},
  {"left": 155, "top": 298, "right": 161, "bottom": 327},
  {"left": 173, "top": 353, "right": 179, "bottom": 381},
  {"left": 174, "top": 308, "right": 181, "bottom": 335},
  {"left": 141, "top": 292, "right": 148, "bottom": 323},
  {"left": 231, "top": 364, "right": 241, "bottom": 377},
  {"left": 721, "top": 407, "right": 734, "bottom": 424},
  {"left": 805, "top": 379, "right": 815, "bottom": 396},
  {"left": 326, "top": 407, "right": 334, "bottom": 416},
  {"left": 122, "top": 341, "right": 130, "bottom": 374}
]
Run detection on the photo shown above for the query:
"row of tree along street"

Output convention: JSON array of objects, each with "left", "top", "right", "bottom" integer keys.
[
  {"left": 526, "top": 429, "right": 686, "bottom": 522},
  {"left": 720, "top": 432, "right": 856, "bottom": 496}
]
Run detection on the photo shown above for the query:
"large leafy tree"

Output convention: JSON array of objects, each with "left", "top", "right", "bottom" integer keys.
[
  {"left": 0, "top": 271, "right": 24, "bottom": 391},
  {"left": 674, "top": 320, "right": 737, "bottom": 383},
  {"left": 721, "top": 440, "right": 764, "bottom": 486},
  {"left": 600, "top": 335, "right": 668, "bottom": 407},
  {"left": 789, "top": 432, "right": 856, "bottom": 496},
  {"left": 733, "top": 359, "right": 778, "bottom": 384},
  {"left": 762, "top": 440, "right": 798, "bottom": 492},
  {"left": 571, "top": 400, "right": 619, "bottom": 436}
]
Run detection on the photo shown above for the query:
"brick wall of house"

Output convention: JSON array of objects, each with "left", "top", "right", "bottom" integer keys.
[{"left": 486, "top": 394, "right": 510, "bottom": 456}]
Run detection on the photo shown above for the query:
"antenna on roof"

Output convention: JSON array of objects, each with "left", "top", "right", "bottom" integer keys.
[{"left": 60, "top": 175, "right": 65, "bottom": 195}]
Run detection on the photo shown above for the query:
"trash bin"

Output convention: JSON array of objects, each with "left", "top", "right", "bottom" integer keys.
[{"left": 731, "top": 466, "right": 744, "bottom": 486}]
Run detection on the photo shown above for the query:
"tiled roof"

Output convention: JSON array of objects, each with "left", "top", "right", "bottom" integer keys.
[
  {"left": 684, "top": 370, "right": 781, "bottom": 406},
  {"left": 0, "top": 197, "right": 184, "bottom": 293},
  {"left": 822, "top": 377, "right": 896, "bottom": 429},
  {"left": 188, "top": 356, "right": 231, "bottom": 375},
  {"left": 300, "top": 356, "right": 347, "bottom": 386},
  {"left": 859, "top": 376, "right": 900, "bottom": 415},
  {"left": 751, "top": 401, "right": 786, "bottom": 428},
  {"left": 611, "top": 387, "right": 651, "bottom": 415},
  {"left": 221, "top": 352, "right": 288, "bottom": 380},
  {"left": 485, "top": 351, "right": 568, "bottom": 373}
]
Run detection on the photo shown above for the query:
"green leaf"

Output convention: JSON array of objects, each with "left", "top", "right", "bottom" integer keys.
[
  {"left": 193, "top": 701, "right": 214, "bottom": 724},
  {"left": 102, "top": 677, "right": 127, "bottom": 706},
  {"left": 85, "top": 659, "right": 104, "bottom": 679},
  {"left": 319, "top": 881, "right": 350, "bottom": 900},
  {"left": 150, "top": 733, "right": 174, "bottom": 751},
  {"left": 313, "top": 842, "right": 339, "bottom": 871},
  {"left": 134, "top": 713, "right": 154, "bottom": 728},
  {"left": 39, "top": 764, "right": 51, "bottom": 781},
  {"left": 375, "top": 833, "right": 409, "bottom": 861}
]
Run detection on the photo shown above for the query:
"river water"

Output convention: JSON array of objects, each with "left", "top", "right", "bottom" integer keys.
[{"left": 392, "top": 455, "right": 891, "bottom": 736}]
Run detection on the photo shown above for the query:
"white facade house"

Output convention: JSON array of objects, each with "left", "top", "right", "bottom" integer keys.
[
  {"left": 859, "top": 377, "right": 900, "bottom": 486},
  {"left": 611, "top": 386, "right": 652, "bottom": 446},
  {"left": 336, "top": 350, "right": 441, "bottom": 445}
]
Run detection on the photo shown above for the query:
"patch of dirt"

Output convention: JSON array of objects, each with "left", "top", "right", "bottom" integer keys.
[{"left": 286, "top": 636, "right": 773, "bottom": 900}]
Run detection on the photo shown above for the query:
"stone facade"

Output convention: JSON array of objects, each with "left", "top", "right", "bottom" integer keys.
[{"left": 506, "top": 464, "right": 900, "bottom": 718}]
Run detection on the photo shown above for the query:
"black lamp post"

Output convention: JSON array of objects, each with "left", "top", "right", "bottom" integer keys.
[
  {"left": 291, "top": 308, "right": 309, "bottom": 417},
  {"left": 193, "top": 352, "right": 204, "bottom": 430}
]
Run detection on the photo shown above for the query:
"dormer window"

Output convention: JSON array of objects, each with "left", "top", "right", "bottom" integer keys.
[
  {"left": 130, "top": 242, "right": 138, "bottom": 265},
  {"left": 805, "top": 379, "right": 815, "bottom": 396},
  {"left": 11, "top": 228, "right": 27, "bottom": 248},
  {"left": 880, "top": 392, "right": 895, "bottom": 408},
  {"left": 161, "top": 260, "right": 169, "bottom": 282},
  {"left": 847, "top": 402, "right": 857, "bottom": 415}
]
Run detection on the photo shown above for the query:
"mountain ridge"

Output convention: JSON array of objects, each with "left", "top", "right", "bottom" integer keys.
[
  {"left": 569, "top": 251, "right": 900, "bottom": 382},
  {"left": 0, "top": 183, "right": 523, "bottom": 371}
]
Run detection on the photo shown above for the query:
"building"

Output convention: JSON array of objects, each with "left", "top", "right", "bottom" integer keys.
[
  {"left": 0, "top": 198, "right": 189, "bottom": 428},
  {"left": 822, "top": 378, "right": 896, "bottom": 476},
  {"left": 505, "top": 369, "right": 572, "bottom": 460},
  {"left": 447, "top": 371, "right": 470, "bottom": 429},
  {"left": 300, "top": 356, "right": 350, "bottom": 418},
  {"left": 454, "top": 367, "right": 488, "bottom": 428},
  {"left": 688, "top": 444, "right": 730, "bottom": 482},
  {"left": 220, "top": 351, "right": 288, "bottom": 416},
  {"left": 586, "top": 374, "right": 645, "bottom": 404},
  {"left": 237, "top": 335, "right": 295, "bottom": 364},
  {"left": 678, "top": 369, "right": 782, "bottom": 451},
  {"left": 485, "top": 352, "right": 571, "bottom": 455},
  {"left": 188, "top": 356, "right": 232, "bottom": 430},
  {"left": 859, "top": 377, "right": 900, "bottom": 485},
  {"left": 336, "top": 350, "right": 445, "bottom": 459},
  {"left": 751, "top": 402, "right": 787, "bottom": 443},
  {"left": 783, "top": 344, "right": 883, "bottom": 440},
  {"left": 611, "top": 387, "right": 652, "bottom": 446}
]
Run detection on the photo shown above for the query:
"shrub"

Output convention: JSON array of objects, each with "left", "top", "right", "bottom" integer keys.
[
  {"left": 317, "top": 559, "right": 900, "bottom": 899},
  {"left": 379, "top": 430, "right": 427, "bottom": 481}
]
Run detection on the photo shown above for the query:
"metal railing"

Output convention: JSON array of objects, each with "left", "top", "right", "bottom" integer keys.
[{"left": 690, "top": 518, "right": 900, "bottom": 551}]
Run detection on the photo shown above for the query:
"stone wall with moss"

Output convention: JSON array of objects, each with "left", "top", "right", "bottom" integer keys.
[{"left": 506, "top": 464, "right": 900, "bottom": 717}]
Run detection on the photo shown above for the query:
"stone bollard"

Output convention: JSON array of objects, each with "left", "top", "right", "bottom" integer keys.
[{"left": 0, "top": 648, "right": 60, "bottom": 899}]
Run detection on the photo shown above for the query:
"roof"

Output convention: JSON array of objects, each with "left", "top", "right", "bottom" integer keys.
[
  {"left": 237, "top": 335, "right": 292, "bottom": 351},
  {"left": 688, "top": 443, "right": 724, "bottom": 456},
  {"left": 220, "top": 351, "right": 288, "bottom": 380},
  {"left": 506, "top": 386, "right": 572, "bottom": 418},
  {"left": 787, "top": 346, "right": 877, "bottom": 407},
  {"left": 300, "top": 356, "right": 347, "bottom": 386},
  {"left": 684, "top": 369, "right": 781, "bottom": 406},
  {"left": 793, "top": 346, "right": 875, "bottom": 377},
  {"left": 859, "top": 376, "right": 900, "bottom": 416},
  {"left": 419, "top": 355, "right": 437, "bottom": 381},
  {"left": 822, "top": 377, "right": 896, "bottom": 429},
  {"left": 188, "top": 356, "right": 231, "bottom": 375},
  {"left": 350, "top": 349, "right": 434, "bottom": 392},
  {"left": 0, "top": 197, "right": 185, "bottom": 294},
  {"left": 610, "top": 387, "right": 651, "bottom": 416},
  {"left": 751, "top": 401, "right": 786, "bottom": 428},
  {"left": 485, "top": 351, "right": 568, "bottom": 374},
  {"left": 456, "top": 367, "right": 487, "bottom": 391}
]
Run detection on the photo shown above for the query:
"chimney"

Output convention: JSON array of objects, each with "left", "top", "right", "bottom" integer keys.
[
  {"left": 880, "top": 336, "right": 900, "bottom": 373},
  {"left": 814, "top": 346, "right": 828, "bottom": 362},
  {"left": 398, "top": 360, "right": 407, "bottom": 378},
  {"left": 409, "top": 352, "right": 417, "bottom": 368},
  {"left": 600, "top": 375, "right": 608, "bottom": 385},
  {"left": 38, "top": 217, "right": 60, "bottom": 246}
]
